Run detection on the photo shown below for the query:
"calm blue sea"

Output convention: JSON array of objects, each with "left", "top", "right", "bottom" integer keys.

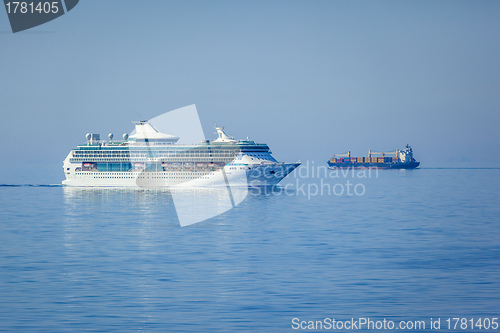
[{"left": 0, "top": 168, "right": 499, "bottom": 332}]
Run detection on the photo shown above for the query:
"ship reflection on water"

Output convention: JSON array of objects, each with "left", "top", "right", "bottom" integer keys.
[{"left": 62, "top": 186, "right": 291, "bottom": 227}]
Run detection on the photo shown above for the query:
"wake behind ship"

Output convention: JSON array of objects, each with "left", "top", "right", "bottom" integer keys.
[
  {"left": 328, "top": 145, "right": 420, "bottom": 169},
  {"left": 62, "top": 121, "right": 300, "bottom": 187}
]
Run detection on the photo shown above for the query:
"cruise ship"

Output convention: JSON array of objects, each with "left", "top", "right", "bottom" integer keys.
[{"left": 62, "top": 121, "right": 300, "bottom": 187}]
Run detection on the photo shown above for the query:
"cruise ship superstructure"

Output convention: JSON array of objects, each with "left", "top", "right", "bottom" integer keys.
[{"left": 62, "top": 121, "right": 300, "bottom": 187}]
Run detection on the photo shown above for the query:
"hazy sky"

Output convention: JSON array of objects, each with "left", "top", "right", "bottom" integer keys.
[{"left": 1, "top": 0, "right": 499, "bottom": 183}]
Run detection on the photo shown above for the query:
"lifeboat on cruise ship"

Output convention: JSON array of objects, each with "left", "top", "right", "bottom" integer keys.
[{"left": 196, "top": 162, "right": 207, "bottom": 169}]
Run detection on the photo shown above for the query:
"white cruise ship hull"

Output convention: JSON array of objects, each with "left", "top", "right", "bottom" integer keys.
[{"left": 62, "top": 163, "right": 300, "bottom": 188}]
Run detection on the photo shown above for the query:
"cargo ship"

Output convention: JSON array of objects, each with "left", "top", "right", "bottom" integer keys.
[{"left": 327, "top": 145, "right": 420, "bottom": 169}]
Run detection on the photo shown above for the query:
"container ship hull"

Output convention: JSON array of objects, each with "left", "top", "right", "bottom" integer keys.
[{"left": 327, "top": 161, "right": 420, "bottom": 169}]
